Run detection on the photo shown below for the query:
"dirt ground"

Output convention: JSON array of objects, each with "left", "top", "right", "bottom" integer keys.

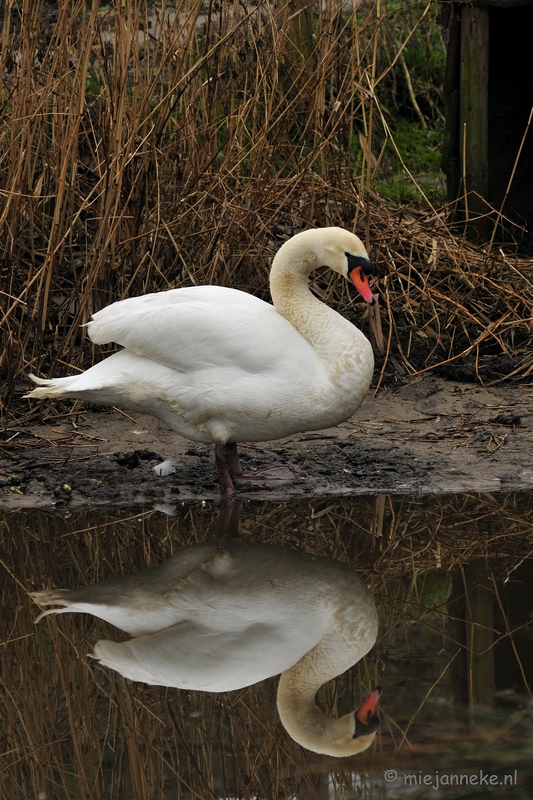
[{"left": 1, "top": 375, "right": 532, "bottom": 509}]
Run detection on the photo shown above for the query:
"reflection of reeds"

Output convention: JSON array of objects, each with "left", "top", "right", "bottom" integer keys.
[
  {"left": 2, "top": 493, "right": 533, "bottom": 797},
  {"left": 1, "top": 1, "right": 532, "bottom": 418}
]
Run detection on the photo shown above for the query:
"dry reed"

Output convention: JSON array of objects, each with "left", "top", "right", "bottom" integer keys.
[{"left": 1, "top": 1, "right": 532, "bottom": 423}]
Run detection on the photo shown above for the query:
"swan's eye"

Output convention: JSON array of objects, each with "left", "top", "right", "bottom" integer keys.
[
  {"left": 353, "top": 714, "right": 380, "bottom": 738},
  {"left": 346, "top": 252, "right": 372, "bottom": 275}
]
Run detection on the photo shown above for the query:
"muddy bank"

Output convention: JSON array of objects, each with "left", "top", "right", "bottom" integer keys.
[{"left": 1, "top": 376, "right": 532, "bottom": 509}]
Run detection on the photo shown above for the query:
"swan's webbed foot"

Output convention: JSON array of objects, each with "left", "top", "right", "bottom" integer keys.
[
  {"left": 215, "top": 442, "right": 295, "bottom": 495},
  {"left": 235, "top": 464, "right": 295, "bottom": 487}
]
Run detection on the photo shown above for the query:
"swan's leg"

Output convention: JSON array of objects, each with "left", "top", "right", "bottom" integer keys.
[
  {"left": 216, "top": 498, "right": 242, "bottom": 549},
  {"left": 214, "top": 444, "right": 237, "bottom": 496},
  {"left": 226, "top": 442, "right": 244, "bottom": 478}
]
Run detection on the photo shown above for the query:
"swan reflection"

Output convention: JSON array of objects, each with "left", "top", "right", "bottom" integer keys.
[{"left": 33, "top": 542, "right": 380, "bottom": 757}]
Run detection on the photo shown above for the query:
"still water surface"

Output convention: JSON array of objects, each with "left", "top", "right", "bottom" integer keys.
[{"left": 2, "top": 493, "right": 533, "bottom": 799}]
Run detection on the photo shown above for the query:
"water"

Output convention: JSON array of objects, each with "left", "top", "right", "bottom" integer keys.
[{"left": 2, "top": 493, "right": 532, "bottom": 799}]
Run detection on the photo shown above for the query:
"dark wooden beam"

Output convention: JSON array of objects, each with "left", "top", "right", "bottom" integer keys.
[
  {"left": 457, "top": 0, "right": 533, "bottom": 7},
  {"left": 460, "top": 6, "right": 489, "bottom": 241},
  {"left": 465, "top": 559, "right": 496, "bottom": 708},
  {"left": 441, "top": 6, "right": 462, "bottom": 203}
]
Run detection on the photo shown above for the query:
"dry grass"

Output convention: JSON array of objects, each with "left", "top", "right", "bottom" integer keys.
[
  {"left": 1, "top": 1, "right": 532, "bottom": 421},
  {"left": 2, "top": 493, "right": 533, "bottom": 798}
]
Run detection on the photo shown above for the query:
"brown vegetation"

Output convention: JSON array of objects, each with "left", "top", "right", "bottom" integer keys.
[{"left": 1, "top": 0, "right": 532, "bottom": 421}]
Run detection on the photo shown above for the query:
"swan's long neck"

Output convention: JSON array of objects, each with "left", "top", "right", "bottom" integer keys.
[
  {"left": 269, "top": 237, "right": 373, "bottom": 375},
  {"left": 276, "top": 604, "right": 377, "bottom": 756},
  {"left": 277, "top": 643, "right": 356, "bottom": 755}
]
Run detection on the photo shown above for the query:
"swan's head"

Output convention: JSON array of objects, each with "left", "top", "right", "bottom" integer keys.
[
  {"left": 315, "top": 227, "right": 376, "bottom": 306},
  {"left": 349, "top": 685, "right": 382, "bottom": 754},
  {"left": 273, "top": 227, "right": 376, "bottom": 305},
  {"left": 279, "top": 685, "right": 382, "bottom": 757},
  {"left": 318, "top": 685, "right": 382, "bottom": 757}
]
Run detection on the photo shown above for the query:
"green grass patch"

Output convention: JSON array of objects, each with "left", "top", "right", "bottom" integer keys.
[{"left": 375, "top": 120, "right": 446, "bottom": 206}]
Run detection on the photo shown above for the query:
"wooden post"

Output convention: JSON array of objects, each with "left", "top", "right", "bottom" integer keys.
[
  {"left": 460, "top": 6, "right": 490, "bottom": 242},
  {"left": 465, "top": 558, "right": 496, "bottom": 709},
  {"left": 441, "top": 6, "right": 462, "bottom": 204},
  {"left": 448, "top": 559, "right": 495, "bottom": 721}
]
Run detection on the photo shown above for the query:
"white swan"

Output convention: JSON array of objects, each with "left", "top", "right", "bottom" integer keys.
[
  {"left": 25, "top": 227, "right": 375, "bottom": 494},
  {"left": 32, "top": 541, "right": 381, "bottom": 757}
]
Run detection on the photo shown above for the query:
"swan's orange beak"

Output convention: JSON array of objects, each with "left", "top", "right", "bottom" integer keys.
[
  {"left": 349, "top": 266, "right": 376, "bottom": 305},
  {"left": 356, "top": 686, "right": 382, "bottom": 725}
]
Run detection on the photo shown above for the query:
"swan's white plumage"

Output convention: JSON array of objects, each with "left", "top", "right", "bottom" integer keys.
[
  {"left": 32, "top": 542, "right": 379, "bottom": 756},
  {"left": 25, "top": 228, "right": 374, "bottom": 448},
  {"left": 93, "top": 615, "right": 324, "bottom": 691},
  {"left": 88, "top": 287, "right": 303, "bottom": 374},
  {"left": 32, "top": 543, "right": 377, "bottom": 691}
]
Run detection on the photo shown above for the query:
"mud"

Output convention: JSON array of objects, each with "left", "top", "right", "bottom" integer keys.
[{"left": 1, "top": 376, "right": 532, "bottom": 509}]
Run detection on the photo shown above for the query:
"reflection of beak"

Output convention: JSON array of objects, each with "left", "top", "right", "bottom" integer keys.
[
  {"left": 356, "top": 686, "right": 382, "bottom": 725},
  {"left": 349, "top": 266, "right": 376, "bottom": 305}
]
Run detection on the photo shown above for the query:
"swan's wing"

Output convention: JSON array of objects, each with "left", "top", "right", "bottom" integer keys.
[
  {"left": 93, "top": 615, "right": 323, "bottom": 691},
  {"left": 87, "top": 286, "right": 315, "bottom": 374}
]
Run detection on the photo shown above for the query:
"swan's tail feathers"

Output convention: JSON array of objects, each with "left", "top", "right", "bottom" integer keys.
[
  {"left": 31, "top": 589, "right": 72, "bottom": 623},
  {"left": 24, "top": 373, "right": 81, "bottom": 399}
]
